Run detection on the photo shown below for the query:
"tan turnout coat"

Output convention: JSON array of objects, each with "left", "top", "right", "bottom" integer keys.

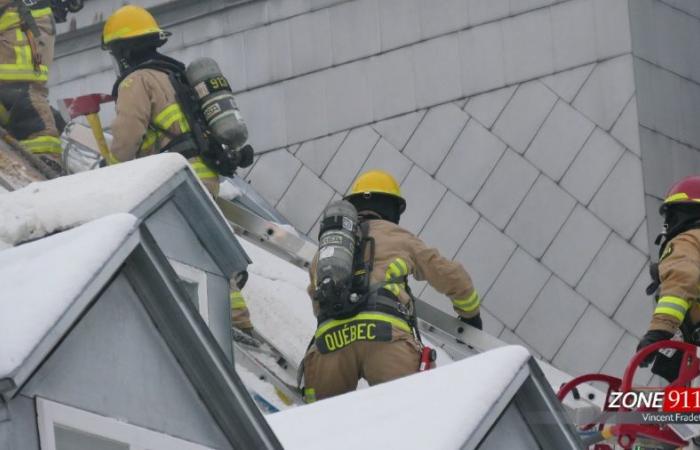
[
  {"left": 308, "top": 217, "right": 479, "bottom": 321},
  {"left": 650, "top": 229, "right": 700, "bottom": 334}
]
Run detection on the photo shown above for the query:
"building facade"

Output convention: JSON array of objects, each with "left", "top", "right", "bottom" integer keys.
[{"left": 47, "top": 0, "right": 700, "bottom": 379}]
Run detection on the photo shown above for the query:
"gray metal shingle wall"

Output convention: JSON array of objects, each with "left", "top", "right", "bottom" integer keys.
[{"left": 46, "top": 0, "right": 667, "bottom": 379}]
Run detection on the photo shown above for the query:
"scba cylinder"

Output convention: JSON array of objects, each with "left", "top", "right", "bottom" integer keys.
[
  {"left": 316, "top": 200, "right": 358, "bottom": 310},
  {"left": 186, "top": 57, "right": 248, "bottom": 149}
]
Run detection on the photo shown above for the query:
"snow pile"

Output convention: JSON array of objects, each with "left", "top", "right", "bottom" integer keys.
[
  {"left": 0, "top": 154, "right": 191, "bottom": 247},
  {"left": 268, "top": 345, "right": 530, "bottom": 449},
  {"left": 217, "top": 178, "right": 243, "bottom": 201},
  {"left": 236, "top": 365, "right": 293, "bottom": 412},
  {"left": 0, "top": 214, "right": 138, "bottom": 377},
  {"left": 240, "top": 239, "right": 316, "bottom": 364}
]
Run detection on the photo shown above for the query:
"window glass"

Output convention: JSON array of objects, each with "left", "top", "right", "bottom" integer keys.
[
  {"left": 54, "top": 425, "right": 129, "bottom": 450},
  {"left": 179, "top": 278, "right": 199, "bottom": 306}
]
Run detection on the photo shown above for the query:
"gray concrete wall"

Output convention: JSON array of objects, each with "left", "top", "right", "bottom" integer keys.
[{"left": 46, "top": 0, "right": 663, "bottom": 379}]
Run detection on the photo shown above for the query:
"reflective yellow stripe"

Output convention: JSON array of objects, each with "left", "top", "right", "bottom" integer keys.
[
  {"left": 654, "top": 296, "right": 690, "bottom": 321},
  {"left": 0, "top": 64, "right": 49, "bottom": 81},
  {"left": 20, "top": 136, "right": 62, "bottom": 155},
  {"left": 386, "top": 259, "right": 408, "bottom": 279},
  {"left": 384, "top": 258, "right": 409, "bottom": 297},
  {"left": 315, "top": 312, "right": 411, "bottom": 337},
  {"left": 303, "top": 388, "right": 316, "bottom": 404},
  {"left": 655, "top": 307, "right": 686, "bottom": 322},
  {"left": 385, "top": 284, "right": 401, "bottom": 296},
  {"left": 387, "top": 263, "right": 399, "bottom": 278},
  {"left": 190, "top": 157, "right": 217, "bottom": 180},
  {"left": 230, "top": 291, "right": 247, "bottom": 310},
  {"left": 665, "top": 193, "right": 690, "bottom": 203},
  {"left": 153, "top": 104, "right": 190, "bottom": 132},
  {"left": 21, "top": 44, "right": 31, "bottom": 66},
  {"left": 142, "top": 104, "right": 191, "bottom": 153},
  {"left": 140, "top": 129, "right": 159, "bottom": 153},
  {"left": 154, "top": 104, "right": 183, "bottom": 129},
  {"left": 658, "top": 296, "right": 690, "bottom": 310},
  {"left": 14, "top": 28, "right": 31, "bottom": 66},
  {"left": 0, "top": 7, "right": 53, "bottom": 32},
  {"left": 453, "top": 290, "right": 480, "bottom": 313},
  {"left": 15, "top": 44, "right": 31, "bottom": 66},
  {"left": 664, "top": 193, "right": 700, "bottom": 205}
]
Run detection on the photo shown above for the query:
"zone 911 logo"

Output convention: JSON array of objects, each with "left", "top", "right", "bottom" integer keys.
[{"left": 606, "top": 388, "right": 700, "bottom": 412}]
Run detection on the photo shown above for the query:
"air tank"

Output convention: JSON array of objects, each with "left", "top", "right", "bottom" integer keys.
[
  {"left": 316, "top": 200, "right": 359, "bottom": 314},
  {"left": 185, "top": 57, "right": 248, "bottom": 149}
]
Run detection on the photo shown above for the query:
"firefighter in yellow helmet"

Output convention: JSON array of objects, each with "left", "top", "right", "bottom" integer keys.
[
  {"left": 100, "top": 5, "right": 222, "bottom": 192},
  {"left": 0, "top": 0, "right": 64, "bottom": 172},
  {"left": 637, "top": 175, "right": 700, "bottom": 382},
  {"left": 302, "top": 170, "right": 481, "bottom": 402},
  {"left": 101, "top": 4, "right": 253, "bottom": 333}
]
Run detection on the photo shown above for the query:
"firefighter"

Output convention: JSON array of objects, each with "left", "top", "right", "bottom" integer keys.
[
  {"left": 100, "top": 5, "right": 221, "bottom": 195},
  {"left": 230, "top": 270, "right": 254, "bottom": 334},
  {"left": 0, "top": 0, "right": 62, "bottom": 171},
  {"left": 101, "top": 4, "right": 253, "bottom": 332},
  {"left": 637, "top": 175, "right": 700, "bottom": 380},
  {"left": 302, "top": 170, "right": 482, "bottom": 402}
]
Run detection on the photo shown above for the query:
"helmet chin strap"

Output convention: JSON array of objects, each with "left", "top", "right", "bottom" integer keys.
[
  {"left": 655, "top": 223, "right": 668, "bottom": 246},
  {"left": 110, "top": 54, "right": 126, "bottom": 77}
]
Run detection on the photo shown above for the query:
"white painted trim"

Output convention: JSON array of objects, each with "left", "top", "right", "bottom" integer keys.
[
  {"left": 36, "top": 397, "right": 214, "bottom": 450},
  {"left": 169, "top": 259, "right": 210, "bottom": 325}
]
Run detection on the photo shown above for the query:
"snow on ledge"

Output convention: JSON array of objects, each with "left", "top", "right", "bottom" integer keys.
[
  {"left": 0, "top": 154, "right": 191, "bottom": 247},
  {"left": 267, "top": 345, "right": 530, "bottom": 450},
  {"left": 0, "top": 214, "right": 138, "bottom": 378}
]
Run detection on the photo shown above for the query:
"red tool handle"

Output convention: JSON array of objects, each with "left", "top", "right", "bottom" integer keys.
[{"left": 419, "top": 346, "right": 436, "bottom": 371}]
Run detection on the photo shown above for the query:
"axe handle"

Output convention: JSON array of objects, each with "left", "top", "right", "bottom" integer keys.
[{"left": 85, "top": 113, "right": 113, "bottom": 165}]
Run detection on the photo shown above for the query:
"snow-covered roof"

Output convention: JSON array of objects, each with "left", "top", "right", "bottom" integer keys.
[
  {"left": 267, "top": 345, "right": 530, "bottom": 449},
  {"left": 240, "top": 240, "right": 316, "bottom": 364},
  {"left": 0, "top": 154, "right": 192, "bottom": 248},
  {"left": 0, "top": 214, "right": 138, "bottom": 378}
]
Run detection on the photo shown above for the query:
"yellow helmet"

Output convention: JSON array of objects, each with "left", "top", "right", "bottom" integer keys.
[
  {"left": 346, "top": 170, "right": 406, "bottom": 213},
  {"left": 102, "top": 5, "right": 168, "bottom": 49}
]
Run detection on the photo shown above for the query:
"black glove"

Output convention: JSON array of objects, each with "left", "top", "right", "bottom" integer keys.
[
  {"left": 637, "top": 330, "right": 674, "bottom": 368},
  {"left": 459, "top": 314, "right": 483, "bottom": 330}
]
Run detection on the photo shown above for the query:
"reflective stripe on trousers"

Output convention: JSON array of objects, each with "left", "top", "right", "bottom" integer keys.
[
  {"left": 20, "top": 135, "right": 61, "bottom": 155},
  {"left": 230, "top": 291, "right": 247, "bottom": 310}
]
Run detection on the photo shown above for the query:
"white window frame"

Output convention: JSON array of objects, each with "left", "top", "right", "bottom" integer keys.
[
  {"left": 169, "top": 259, "right": 210, "bottom": 325},
  {"left": 36, "top": 397, "right": 215, "bottom": 450}
]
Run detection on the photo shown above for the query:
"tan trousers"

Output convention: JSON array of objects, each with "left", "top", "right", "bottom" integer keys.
[{"left": 302, "top": 328, "right": 421, "bottom": 402}]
